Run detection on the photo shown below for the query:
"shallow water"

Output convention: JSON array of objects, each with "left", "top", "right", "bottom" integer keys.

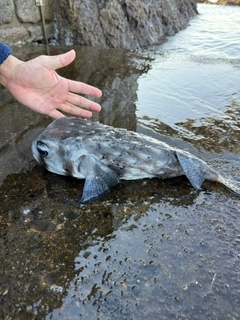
[
  {"left": 137, "top": 4, "right": 240, "bottom": 153},
  {"left": 0, "top": 4, "right": 240, "bottom": 320}
]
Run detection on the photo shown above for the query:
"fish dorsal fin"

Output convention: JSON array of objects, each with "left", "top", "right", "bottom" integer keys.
[
  {"left": 78, "top": 155, "right": 120, "bottom": 204},
  {"left": 176, "top": 152, "right": 205, "bottom": 190}
]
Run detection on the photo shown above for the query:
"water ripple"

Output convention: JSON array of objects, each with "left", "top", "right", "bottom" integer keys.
[{"left": 137, "top": 4, "right": 240, "bottom": 151}]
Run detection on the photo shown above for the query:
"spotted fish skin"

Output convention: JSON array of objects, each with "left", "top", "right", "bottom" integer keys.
[{"left": 32, "top": 117, "right": 240, "bottom": 203}]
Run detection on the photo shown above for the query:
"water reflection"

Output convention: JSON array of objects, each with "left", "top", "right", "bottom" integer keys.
[
  {"left": 136, "top": 55, "right": 240, "bottom": 153},
  {"left": 0, "top": 165, "right": 199, "bottom": 319},
  {"left": 139, "top": 99, "right": 240, "bottom": 155},
  {"left": 0, "top": 44, "right": 153, "bottom": 185},
  {"left": 0, "top": 44, "right": 158, "bottom": 319},
  {"left": 47, "top": 195, "right": 240, "bottom": 320},
  {"left": 1, "top": 4, "right": 240, "bottom": 319},
  {"left": 136, "top": 4, "right": 240, "bottom": 158}
]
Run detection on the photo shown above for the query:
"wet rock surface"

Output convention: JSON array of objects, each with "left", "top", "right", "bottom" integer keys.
[
  {"left": 1, "top": 162, "right": 240, "bottom": 319},
  {"left": 0, "top": 44, "right": 240, "bottom": 319}
]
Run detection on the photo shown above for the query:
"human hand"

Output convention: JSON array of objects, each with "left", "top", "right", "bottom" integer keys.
[{"left": 0, "top": 50, "right": 102, "bottom": 119}]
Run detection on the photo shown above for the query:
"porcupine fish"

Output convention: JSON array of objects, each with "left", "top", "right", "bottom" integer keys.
[{"left": 31, "top": 117, "right": 240, "bottom": 204}]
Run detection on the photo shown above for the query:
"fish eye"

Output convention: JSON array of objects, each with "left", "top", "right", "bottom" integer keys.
[
  {"left": 36, "top": 141, "right": 49, "bottom": 157},
  {"left": 37, "top": 147, "right": 48, "bottom": 157}
]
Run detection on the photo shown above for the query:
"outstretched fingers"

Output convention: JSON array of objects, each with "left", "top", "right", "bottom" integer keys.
[
  {"left": 47, "top": 109, "right": 66, "bottom": 119},
  {"left": 68, "top": 79, "right": 102, "bottom": 98},
  {"left": 58, "top": 102, "right": 93, "bottom": 118},
  {"left": 66, "top": 92, "right": 101, "bottom": 113},
  {"left": 46, "top": 103, "right": 94, "bottom": 119}
]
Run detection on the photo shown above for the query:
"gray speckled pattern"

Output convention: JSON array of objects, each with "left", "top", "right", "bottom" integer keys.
[
  {"left": 32, "top": 117, "right": 185, "bottom": 180},
  {"left": 32, "top": 117, "right": 240, "bottom": 202}
]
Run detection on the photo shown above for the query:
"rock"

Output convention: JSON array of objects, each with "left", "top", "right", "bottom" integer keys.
[
  {"left": 13, "top": 0, "right": 54, "bottom": 23},
  {"left": 42, "top": 0, "right": 55, "bottom": 22},
  {"left": 0, "top": 26, "right": 29, "bottom": 44},
  {"left": 216, "top": 0, "right": 240, "bottom": 4},
  {"left": 99, "top": 0, "right": 132, "bottom": 48},
  {"left": 0, "top": 0, "right": 197, "bottom": 48},
  {"left": 198, "top": 0, "right": 240, "bottom": 4},
  {"left": 55, "top": 0, "right": 107, "bottom": 47},
  {"left": 55, "top": 0, "right": 198, "bottom": 49},
  {"left": 1, "top": 0, "right": 55, "bottom": 45},
  {"left": 14, "top": 0, "right": 41, "bottom": 23},
  {"left": 0, "top": 0, "right": 14, "bottom": 25},
  {"left": 27, "top": 23, "right": 55, "bottom": 42}
]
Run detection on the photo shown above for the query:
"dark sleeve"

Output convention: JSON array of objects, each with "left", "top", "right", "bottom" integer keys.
[{"left": 0, "top": 42, "right": 13, "bottom": 65}]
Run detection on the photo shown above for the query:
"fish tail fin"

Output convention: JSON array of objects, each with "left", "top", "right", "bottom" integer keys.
[{"left": 217, "top": 175, "right": 240, "bottom": 196}]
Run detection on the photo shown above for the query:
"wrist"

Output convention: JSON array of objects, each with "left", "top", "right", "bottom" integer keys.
[{"left": 0, "top": 55, "right": 22, "bottom": 88}]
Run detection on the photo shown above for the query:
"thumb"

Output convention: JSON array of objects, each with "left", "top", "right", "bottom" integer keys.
[{"left": 40, "top": 50, "right": 76, "bottom": 71}]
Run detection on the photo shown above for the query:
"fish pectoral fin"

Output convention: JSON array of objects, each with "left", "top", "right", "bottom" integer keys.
[
  {"left": 79, "top": 155, "right": 120, "bottom": 204},
  {"left": 80, "top": 176, "right": 109, "bottom": 204},
  {"left": 176, "top": 152, "right": 205, "bottom": 190}
]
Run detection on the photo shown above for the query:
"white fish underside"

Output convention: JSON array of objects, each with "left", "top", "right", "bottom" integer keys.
[{"left": 32, "top": 117, "right": 240, "bottom": 203}]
